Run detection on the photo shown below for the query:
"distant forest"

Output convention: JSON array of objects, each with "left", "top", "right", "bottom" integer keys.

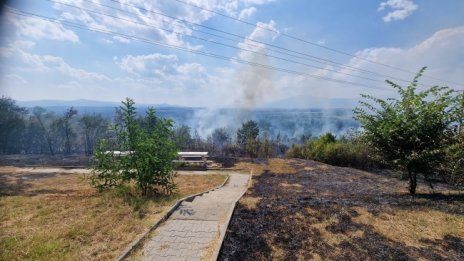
[{"left": 0, "top": 96, "right": 358, "bottom": 156}]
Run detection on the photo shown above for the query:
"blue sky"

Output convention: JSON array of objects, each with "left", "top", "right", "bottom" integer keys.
[{"left": 0, "top": 0, "right": 463, "bottom": 108}]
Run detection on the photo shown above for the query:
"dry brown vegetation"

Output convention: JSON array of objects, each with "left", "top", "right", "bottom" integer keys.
[
  {"left": 0, "top": 166, "right": 226, "bottom": 261},
  {"left": 220, "top": 158, "right": 464, "bottom": 260},
  {"left": 233, "top": 158, "right": 297, "bottom": 176}
]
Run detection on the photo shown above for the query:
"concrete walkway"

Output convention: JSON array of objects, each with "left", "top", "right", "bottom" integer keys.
[{"left": 140, "top": 173, "right": 249, "bottom": 261}]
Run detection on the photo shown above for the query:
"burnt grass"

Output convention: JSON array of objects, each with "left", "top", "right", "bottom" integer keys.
[{"left": 219, "top": 159, "right": 464, "bottom": 261}]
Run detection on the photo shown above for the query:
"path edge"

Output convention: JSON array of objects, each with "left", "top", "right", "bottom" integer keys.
[
  {"left": 210, "top": 170, "right": 253, "bottom": 261},
  {"left": 115, "top": 174, "right": 230, "bottom": 261}
]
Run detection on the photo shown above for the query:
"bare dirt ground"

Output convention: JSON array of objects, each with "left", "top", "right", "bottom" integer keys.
[{"left": 219, "top": 158, "right": 464, "bottom": 261}]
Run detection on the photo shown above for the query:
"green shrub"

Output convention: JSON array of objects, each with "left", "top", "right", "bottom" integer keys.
[
  {"left": 354, "top": 67, "right": 463, "bottom": 194},
  {"left": 91, "top": 98, "right": 177, "bottom": 196},
  {"left": 440, "top": 131, "right": 464, "bottom": 185},
  {"left": 286, "top": 132, "right": 377, "bottom": 170}
]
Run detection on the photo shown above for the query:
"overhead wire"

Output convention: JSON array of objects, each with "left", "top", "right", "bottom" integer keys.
[
  {"left": 94, "top": 0, "right": 418, "bottom": 85},
  {"left": 6, "top": 7, "right": 391, "bottom": 92},
  {"left": 49, "top": 0, "right": 387, "bottom": 84},
  {"left": 172, "top": 0, "right": 464, "bottom": 87}
]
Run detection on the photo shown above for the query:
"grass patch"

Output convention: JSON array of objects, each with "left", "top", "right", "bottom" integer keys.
[
  {"left": 0, "top": 167, "right": 227, "bottom": 261},
  {"left": 353, "top": 207, "right": 464, "bottom": 248},
  {"left": 233, "top": 158, "right": 297, "bottom": 176}
]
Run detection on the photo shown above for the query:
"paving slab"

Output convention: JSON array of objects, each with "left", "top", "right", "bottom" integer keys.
[{"left": 140, "top": 173, "right": 249, "bottom": 261}]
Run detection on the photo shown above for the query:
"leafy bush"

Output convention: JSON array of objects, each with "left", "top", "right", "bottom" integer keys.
[
  {"left": 440, "top": 131, "right": 464, "bottom": 185},
  {"left": 89, "top": 140, "right": 124, "bottom": 191},
  {"left": 354, "top": 67, "right": 464, "bottom": 194},
  {"left": 91, "top": 98, "right": 177, "bottom": 195},
  {"left": 286, "top": 132, "right": 377, "bottom": 169}
]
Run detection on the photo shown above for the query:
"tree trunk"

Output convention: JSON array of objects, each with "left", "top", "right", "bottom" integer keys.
[
  {"left": 64, "top": 122, "right": 71, "bottom": 154},
  {"left": 408, "top": 167, "right": 417, "bottom": 195}
]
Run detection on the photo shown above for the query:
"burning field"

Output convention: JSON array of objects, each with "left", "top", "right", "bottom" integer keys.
[{"left": 220, "top": 159, "right": 464, "bottom": 260}]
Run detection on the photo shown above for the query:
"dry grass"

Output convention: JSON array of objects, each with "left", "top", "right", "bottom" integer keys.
[
  {"left": 233, "top": 158, "right": 297, "bottom": 176},
  {"left": 233, "top": 161, "right": 265, "bottom": 175},
  {"left": 267, "top": 158, "right": 297, "bottom": 174},
  {"left": 353, "top": 207, "right": 464, "bottom": 248},
  {"left": 239, "top": 196, "right": 261, "bottom": 209},
  {"left": 0, "top": 167, "right": 227, "bottom": 261}
]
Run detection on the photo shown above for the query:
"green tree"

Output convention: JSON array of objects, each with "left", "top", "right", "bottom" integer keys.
[
  {"left": 79, "top": 113, "right": 108, "bottom": 155},
  {"left": 237, "top": 120, "right": 260, "bottom": 157},
  {"left": 354, "top": 67, "right": 463, "bottom": 195},
  {"left": 91, "top": 98, "right": 177, "bottom": 195},
  {"left": 54, "top": 107, "right": 78, "bottom": 154},
  {"left": 212, "top": 128, "right": 231, "bottom": 149},
  {"left": 32, "top": 107, "right": 56, "bottom": 155},
  {"left": 237, "top": 120, "right": 259, "bottom": 145},
  {"left": 173, "top": 125, "right": 192, "bottom": 150},
  {"left": 0, "top": 97, "right": 27, "bottom": 154}
]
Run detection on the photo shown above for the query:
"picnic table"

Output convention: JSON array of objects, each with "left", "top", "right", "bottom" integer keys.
[{"left": 173, "top": 152, "right": 209, "bottom": 167}]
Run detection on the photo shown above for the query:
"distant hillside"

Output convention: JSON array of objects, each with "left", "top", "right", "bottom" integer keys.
[{"left": 16, "top": 99, "right": 177, "bottom": 108}]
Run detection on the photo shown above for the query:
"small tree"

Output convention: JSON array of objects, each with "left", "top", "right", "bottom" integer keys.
[
  {"left": 79, "top": 113, "right": 108, "bottom": 155},
  {"left": 0, "top": 97, "right": 27, "bottom": 154},
  {"left": 58, "top": 107, "right": 78, "bottom": 154},
  {"left": 91, "top": 98, "right": 177, "bottom": 195},
  {"left": 173, "top": 125, "right": 192, "bottom": 150},
  {"left": 212, "top": 127, "right": 231, "bottom": 149},
  {"left": 237, "top": 120, "right": 259, "bottom": 156},
  {"left": 32, "top": 107, "right": 56, "bottom": 155},
  {"left": 354, "top": 67, "right": 463, "bottom": 195}
]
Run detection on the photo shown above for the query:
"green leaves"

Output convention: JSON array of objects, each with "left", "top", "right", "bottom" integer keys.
[
  {"left": 237, "top": 120, "right": 260, "bottom": 157},
  {"left": 354, "top": 67, "right": 463, "bottom": 194},
  {"left": 91, "top": 98, "right": 177, "bottom": 196}
]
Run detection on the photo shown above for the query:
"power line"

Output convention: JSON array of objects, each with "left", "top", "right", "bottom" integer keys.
[
  {"left": 6, "top": 8, "right": 391, "bottom": 92},
  {"left": 49, "top": 0, "right": 386, "bottom": 84},
  {"left": 172, "top": 0, "right": 464, "bottom": 87},
  {"left": 95, "top": 0, "right": 416, "bottom": 84}
]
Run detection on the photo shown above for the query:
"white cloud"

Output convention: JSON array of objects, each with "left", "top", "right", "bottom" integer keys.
[
  {"left": 237, "top": 20, "right": 279, "bottom": 60},
  {"left": 273, "top": 26, "right": 464, "bottom": 104},
  {"left": 176, "top": 63, "right": 206, "bottom": 75},
  {"left": 114, "top": 52, "right": 208, "bottom": 90},
  {"left": 8, "top": 13, "right": 79, "bottom": 42},
  {"left": 113, "top": 36, "right": 131, "bottom": 44},
  {"left": 11, "top": 40, "right": 36, "bottom": 49},
  {"left": 115, "top": 53, "right": 178, "bottom": 77},
  {"left": 378, "top": 0, "right": 418, "bottom": 22},
  {"left": 3, "top": 45, "right": 109, "bottom": 81},
  {"left": 238, "top": 7, "right": 256, "bottom": 20},
  {"left": 241, "top": 0, "right": 275, "bottom": 6},
  {"left": 3, "top": 74, "right": 27, "bottom": 84},
  {"left": 48, "top": 0, "right": 275, "bottom": 49}
]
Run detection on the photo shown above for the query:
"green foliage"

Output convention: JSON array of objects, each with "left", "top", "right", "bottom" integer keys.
[
  {"left": 79, "top": 113, "right": 108, "bottom": 155},
  {"left": 287, "top": 132, "right": 376, "bottom": 169},
  {"left": 0, "top": 96, "right": 27, "bottom": 154},
  {"left": 91, "top": 98, "right": 178, "bottom": 196},
  {"left": 32, "top": 107, "right": 56, "bottom": 155},
  {"left": 89, "top": 140, "right": 123, "bottom": 190},
  {"left": 237, "top": 120, "right": 260, "bottom": 156},
  {"left": 354, "top": 67, "right": 463, "bottom": 194},
  {"left": 173, "top": 125, "right": 192, "bottom": 150},
  {"left": 440, "top": 131, "right": 464, "bottom": 185},
  {"left": 53, "top": 107, "right": 78, "bottom": 154},
  {"left": 237, "top": 120, "right": 259, "bottom": 145}
]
